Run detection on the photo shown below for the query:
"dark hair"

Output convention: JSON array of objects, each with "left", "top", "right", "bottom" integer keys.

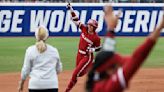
[{"left": 86, "top": 51, "right": 114, "bottom": 92}]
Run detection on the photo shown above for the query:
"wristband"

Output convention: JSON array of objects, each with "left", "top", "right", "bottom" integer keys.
[
  {"left": 106, "top": 29, "right": 115, "bottom": 38},
  {"left": 102, "top": 37, "right": 116, "bottom": 52}
]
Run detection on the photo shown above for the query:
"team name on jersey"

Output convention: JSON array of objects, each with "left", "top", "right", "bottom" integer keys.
[{"left": 81, "top": 33, "right": 93, "bottom": 45}]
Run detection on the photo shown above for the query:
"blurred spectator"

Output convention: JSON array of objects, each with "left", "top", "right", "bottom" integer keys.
[
  {"left": 0, "top": 0, "right": 163, "bottom": 3},
  {"left": 152, "top": 0, "right": 164, "bottom": 3},
  {"left": 140, "top": 0, "right": 163, "bottom": 3},
  {"left": 98, "top": 0, "right": 140, "bottom": 3},
  {"left": 131, "top": 0, "right": 140, "bottom": 3},
  {"left": 98, "top": 0, "right": 118, "bottom": 3},
  {"left": 0, "top": 0, "right": 14, "bottom": 2},
  {"left": 83, "top": 0, "right": 99, "bottom": 2},
  {"left": 72, "top": 0, "right": 80, "bottom": 2},
  {"left": 118, "top": 0, "right": 129, "bottom": 2},
  {"left": 140, "top": 0, "right": 150, "bottom": 3}
]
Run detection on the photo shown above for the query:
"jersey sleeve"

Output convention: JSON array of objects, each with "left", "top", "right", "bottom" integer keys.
[
  {"left": 69, "top": 6, "right": 87, "bottom": 33},
  {"left": 21, "top": 48, "right": 32, "bottom": 80},
  {"left": 114, "top": 53, "right": 130, "bottom": 65},
  {"left": 94, "top": 37, "right": 101, "bottom": 52},
  {"left": 122, "top": 38, "right": 156, "bottom": 84},
  {"left": 80, "top": 24, "right": 88, "bottom": 33}
]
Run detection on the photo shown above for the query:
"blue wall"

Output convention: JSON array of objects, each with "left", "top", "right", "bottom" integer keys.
[{"left": 0, "top": 3, "right": 164, "bottom": 36}]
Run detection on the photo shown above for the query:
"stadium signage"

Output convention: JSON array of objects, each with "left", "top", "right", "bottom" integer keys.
[{"left": 0, "top": 3, "right": 164, "bottom": 36}]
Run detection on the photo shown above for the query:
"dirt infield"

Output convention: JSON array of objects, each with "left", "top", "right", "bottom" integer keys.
[{"left": 0, "top": 68, "right": 164, "bottom": 92}]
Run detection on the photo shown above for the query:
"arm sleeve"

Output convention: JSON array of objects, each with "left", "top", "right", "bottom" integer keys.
[
  {"left": 102, "top": 30, "right": 116, "bottom": 52},
  {"left": 114, "top": 53, "right": 130, "bottom": 65},
  {"left": 106, "top": 30, "right": 115, "bottom": 38},
  {"left": 21, "top": 48, "right": 32, "bottom": 80},
  {"left": 94, "top": 37, "right": 101, "bottom": 52},
  {"left": 69, "top": 6, "right": 87, "bottom": 33},
  {"left": 123, "top": 38, "right": 156, "bottom": 85},
  {"left": 56, "top": 50, "right": 62, "bottom": 74}
]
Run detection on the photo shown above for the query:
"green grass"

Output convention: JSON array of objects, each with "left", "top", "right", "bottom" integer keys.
[{"left": 0, "top": 37, "right": 164, "bottom": 73}]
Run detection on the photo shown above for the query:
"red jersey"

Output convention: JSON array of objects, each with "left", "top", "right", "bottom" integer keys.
[
  {"left": 69, "top": 8, "right": 101, "bottom": 55},
  {"left": 93, "top": 38, "right": 156, "bottom": 92},
  {"left": 78, "top": 24, "right": 100, "bottom": 54}
]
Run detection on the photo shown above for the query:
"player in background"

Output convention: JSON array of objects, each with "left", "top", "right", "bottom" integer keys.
[
  {"left": 65, "top": 3, "right": 101, "bottom": 92},
  {"left": 86, "top": 5, "right": 164, "bottom": 92},
  {"left": 18, "top": 26, "right": 62, "bottom": 92}
]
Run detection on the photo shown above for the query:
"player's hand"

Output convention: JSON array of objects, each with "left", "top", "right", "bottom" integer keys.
[
  {"left": 18, "top": 84, "right": 23, "bottom": 92},
  {"left": 87, "top": 47, "right": 95, "bottom": 53},
  {"left": 104, "top": 5, "right": 122, "bottom": 30},
  {"left": 158, "top": 12, "right": 164, "bottom": 31},
  {"left": 162, "top": 9, "right": 164, "bottom": 28},
  {"left": 18, "top": 81, "right": 24, "bottom": 92},
  {"left": 89, "top": 48, "right": 95, "bottom": 53},
  {"left": 148, "top": 10, "right": 164, "bottom": 41},
  {"left": 67, "top": 3, "right": 72, "bottom": 9}
]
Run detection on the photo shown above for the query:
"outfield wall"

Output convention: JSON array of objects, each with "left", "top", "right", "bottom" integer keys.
[{"left": 0, "top": 3, "right": 164, "bottom": 36}]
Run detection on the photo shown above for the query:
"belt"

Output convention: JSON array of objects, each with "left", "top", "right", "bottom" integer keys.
[{"left": 78, "top": 49, "right": 87, "bottom": 54}]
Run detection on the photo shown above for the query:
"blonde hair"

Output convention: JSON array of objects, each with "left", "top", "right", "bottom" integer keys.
[{"left": 35, "top": 26, "right": 49, "bottom": 53}]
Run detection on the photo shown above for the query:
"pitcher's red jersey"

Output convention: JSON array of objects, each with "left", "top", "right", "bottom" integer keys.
[{"left": 78, "top": 24, "right": 100, "bottom": 54}]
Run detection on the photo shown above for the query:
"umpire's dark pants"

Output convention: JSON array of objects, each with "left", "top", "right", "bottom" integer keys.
[{"left": 29, "top": 89, "right": 58, "bottom": 92}]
